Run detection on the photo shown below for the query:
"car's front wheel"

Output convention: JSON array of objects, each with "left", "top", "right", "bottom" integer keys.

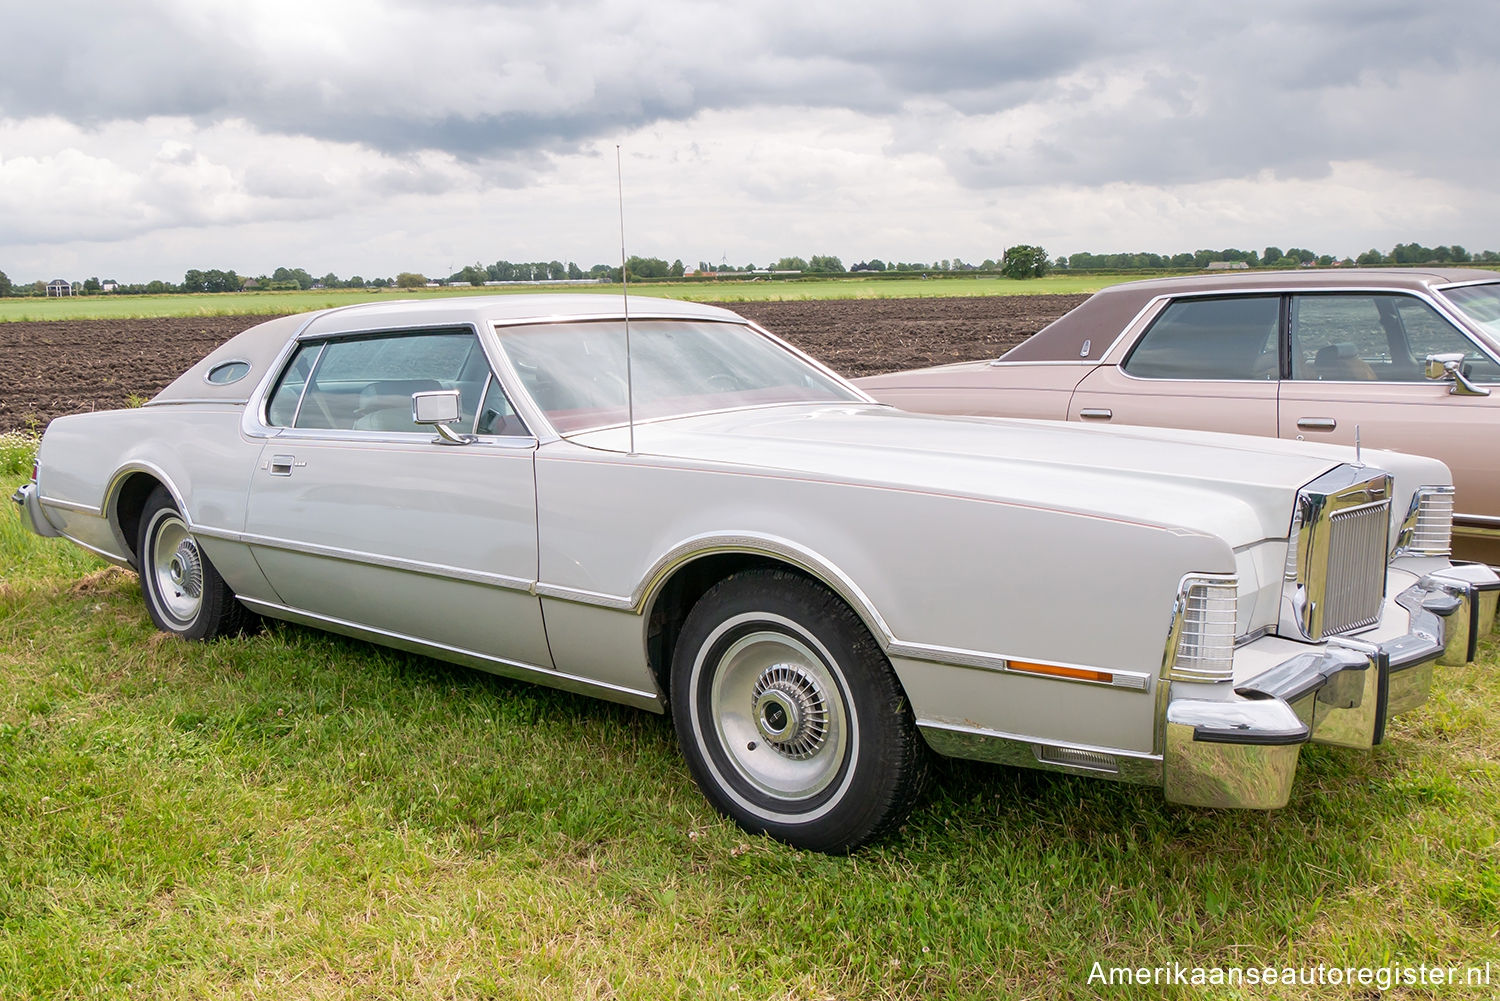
[
  {"left": 671, "top": 569, "right": 928, "bottom": 852},
  {"left": 137, "top": 486, "right": 251, "bottom": 640}
]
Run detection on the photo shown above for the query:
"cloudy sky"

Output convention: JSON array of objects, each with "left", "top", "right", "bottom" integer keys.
[{"left": 2, "top": 0, "right": 1497, "bottom": 283}]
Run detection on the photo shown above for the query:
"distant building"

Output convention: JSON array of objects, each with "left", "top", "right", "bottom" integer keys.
[
  {"left": 1205, "top": 261, "right": 1250, "bottom": 271},
  {"left": 46, "top": 279, "right": 74, "bottom": 296},
  {"left": 101, "top": 281, "right": 118, "bottom": 292}
]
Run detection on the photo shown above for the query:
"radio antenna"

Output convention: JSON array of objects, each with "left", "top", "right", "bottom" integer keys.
[{"left": 616, "top": 144, "right": 636, "bottom": 455}]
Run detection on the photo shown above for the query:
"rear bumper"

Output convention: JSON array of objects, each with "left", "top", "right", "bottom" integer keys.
[
  {"left": 10, "top": 483, "right": 60, "bottom": 538},
  {"left": 1163, "top": 569, "right": 1497, "bottom": 810}
]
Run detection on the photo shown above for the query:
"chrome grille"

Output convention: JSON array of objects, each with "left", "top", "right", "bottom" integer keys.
[
  {"left": 1281, "top": 466, "right": 1392, "bottom": 641},
  {"left": 1395, "top": 486, "right": 1455, "bottom": 557},
  {"left": 1321, "top": 500, "right": 1389, "bottom": 634}
]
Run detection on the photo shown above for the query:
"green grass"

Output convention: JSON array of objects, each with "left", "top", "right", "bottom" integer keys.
[
  {"left": 0, "top": 275, "right": 1114, "bottom": 323},
  {"left": 2, "top": 459, "right": 1497, "bottom": 998}
]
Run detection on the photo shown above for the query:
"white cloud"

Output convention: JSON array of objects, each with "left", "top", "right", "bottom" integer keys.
[{"left": 2, "top": 1, "right": 1499, "bottom": 282}]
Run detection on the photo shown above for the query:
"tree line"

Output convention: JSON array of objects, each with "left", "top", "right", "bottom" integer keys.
[{"left": 3, "top": 241, "right": 1498, "bottom": 296}]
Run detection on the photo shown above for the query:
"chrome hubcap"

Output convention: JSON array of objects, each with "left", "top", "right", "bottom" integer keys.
[
  {"left": 751, "top": 664, "right": 829, "bottom": 759},
  {"left": 708, "top": 627, "right": 848, "bottom": 801},
  {"left": 151, "top": 515, "right": 204, "bottom": 624}
]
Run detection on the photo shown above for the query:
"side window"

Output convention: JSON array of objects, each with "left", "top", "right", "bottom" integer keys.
[
  {"left": 1122, "top": 296, "right": 1280, "bottom": 380},
  {"left": 474, "top": 374, "right": 530, "bottom": 436},
  {"left": 1290, "top": 293, "right": 1500, "bottom": 383},
  {"left": 1394, "top": 297, "right": 1500, "bottom": 383},
  {"left": 268, "top": 328, "right": 490, "bottom": 431},
  {"left": 265, "top": 343, "right": 321, "bottom": 427}
]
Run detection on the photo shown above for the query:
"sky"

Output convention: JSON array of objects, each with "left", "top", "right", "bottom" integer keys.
[{"left": 2, "top": 0, "right": 1498, "bottom": 284}]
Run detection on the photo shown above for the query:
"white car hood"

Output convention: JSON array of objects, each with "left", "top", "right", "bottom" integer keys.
[{"left": 565, "top": 404, "right": 1444, "bottom": 548}]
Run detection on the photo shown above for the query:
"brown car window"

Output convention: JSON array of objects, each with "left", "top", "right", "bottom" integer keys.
[
  {"left": 1289, "top": 293, "right": 1500, "bottom": 383},
  {"left": 1122, "top": 295, "right": 1280, "bottom": 380}
]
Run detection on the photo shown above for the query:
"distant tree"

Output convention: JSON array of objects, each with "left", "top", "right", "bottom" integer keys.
[
  {"left": 624, "top": 256, "right": 670, "bottom": 279},
  {"left": 807, "top": 255, "right": 844, "bottom": 273},
  {"left": 567, "top": 262, "right": 584, "bottom": 280},
  {"left": 395, "top": 272, "right": 428, "bottom": 288},
  {"left": 669, "top": 259, "right": 685, "bottom": 278},
  {"left": 82, "top": 276, "right": 102, "bottom": 294},
  {"left": 348, "top": 275, "right": 365, "bottom": 288},
  {"left": 773, "top": 256, "right": 808, "bottom": 271},
  {"left": 183, "top": 269, "right": 242, "bottom": 293},
  {"left": 272, "top": 266, "right": 314, "bottom": 290},
  {"left": 0, "top": 270, "right": 11, "bottom": 296},
  {"left": 452, "top": 264, "right": 487, "bottom": 286},
  {"left": 1001, "top": 244, "right": 1050, "bottom": 279},
  {"left": 1261, "top": 247, "right": 1284, "bottom": 266},
  {"left": 319, "top": 272, "right": 341, "bottom": 288},
  {"left": 1390, "top": 242, "right": 1435, "bottom": 265},
  {"left": 1356, "top": 248, "right": 1385, "bottom": 266},
  {"left": 1317, "top": 255, "right": 1334, "bottom": 266}
]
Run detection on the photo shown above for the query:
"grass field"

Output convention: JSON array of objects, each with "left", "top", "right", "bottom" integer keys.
[
  {"left": 0, "top": 275, "right": 1118, "bottom": 323},
  {"left": 1, "top": 433, "right": 1497, "bottom": 999}
]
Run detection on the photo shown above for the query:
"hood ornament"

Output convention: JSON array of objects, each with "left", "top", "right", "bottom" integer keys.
[{"left": 1354, "top": 425, "right": 1363, "bottom": 468}]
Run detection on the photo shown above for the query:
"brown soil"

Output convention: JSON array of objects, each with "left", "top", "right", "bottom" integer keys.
[{"left": 0, "top": 295, "right": 1086, "bottom": 432}]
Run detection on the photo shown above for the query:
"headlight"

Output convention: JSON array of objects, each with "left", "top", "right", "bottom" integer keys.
[
  {"left": 1164, "top": 574, "right": 1238, "bottom": 684},
  {"left": 1395, "top": 485, "right": 1455, "bottom": 558}
]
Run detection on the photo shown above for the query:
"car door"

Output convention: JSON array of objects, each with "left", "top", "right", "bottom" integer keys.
[
  {"left": 1277, "top": 291, "right": 1500, "bottom": 527},
  {"left": 1067, "top": 294, "right": 1282, "bottom": 434},
  {"left": 242, "top": 326, "right": 553, "bottom": 670}
]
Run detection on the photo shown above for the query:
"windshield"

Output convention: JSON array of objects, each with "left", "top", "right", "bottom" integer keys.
[
  {"left": 496, "top": 318, "right": 861, "bottom": 433},
  {"left": 1441, "top": 282, "right": 1500, "bottom": 339}
]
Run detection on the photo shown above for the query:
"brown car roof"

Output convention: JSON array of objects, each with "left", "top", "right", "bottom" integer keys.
[{"left": 1000, "top": 267, "right": 1500, "bottom": 363}]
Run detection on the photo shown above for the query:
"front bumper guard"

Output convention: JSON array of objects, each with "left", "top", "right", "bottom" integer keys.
[
  {"left": 10, "top": 482, "right": 60, "bottom": 538},
  {"left": 1163, "top": 570, "right": 1497, "bottom": 810}
]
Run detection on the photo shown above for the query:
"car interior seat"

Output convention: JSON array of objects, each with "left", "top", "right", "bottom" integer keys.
[
  {"left": 352, "top": 378, "right": 444, "bottom": 431},
  {"left": 1313, "top": 343, "right": 1376, "bottom": 381}
]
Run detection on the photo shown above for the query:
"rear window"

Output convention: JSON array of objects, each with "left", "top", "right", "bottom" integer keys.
[{"left": 1123, "top": 296, "right": 1280, "bottom": 380}]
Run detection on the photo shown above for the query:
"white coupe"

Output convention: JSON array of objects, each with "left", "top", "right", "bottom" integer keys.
[{"left": 13, "top": 295, "right": 1497, "bottom": 851}]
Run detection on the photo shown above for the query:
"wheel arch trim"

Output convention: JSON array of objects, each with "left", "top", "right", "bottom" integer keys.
[
  {"left": 632, "top": 533, "right": 897, "bottom": 649},
  {"left": 102, "top": 461, "right": 191, "bottom": 560},
  {"left": 535, "top": 532, "right": 896, "bottom": 651}
]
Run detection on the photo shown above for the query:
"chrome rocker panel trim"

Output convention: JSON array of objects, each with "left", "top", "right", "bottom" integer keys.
[{"left": 237, "top": 597, "right": 662, "bottom": 711}]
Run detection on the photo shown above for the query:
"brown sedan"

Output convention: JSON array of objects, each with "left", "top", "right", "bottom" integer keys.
[{"left": 857, "top": 268, "right": 1500, "bottom": 562}]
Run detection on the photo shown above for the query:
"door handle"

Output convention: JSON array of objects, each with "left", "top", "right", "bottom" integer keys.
[
  {"left": 1078, "top": 408, "right": 1113, "bottom": 420},
  {"left": 1296, "top": 417, "right": 1337, "bottom": 431},
  {"left": 268, "top": 454, "right": 295, "bottom": 476}
]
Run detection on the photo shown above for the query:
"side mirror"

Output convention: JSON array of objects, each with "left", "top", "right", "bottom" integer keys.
[
  {"left": 411, "top": 389, "right": 476, "bottom": 444},
  {"left": 1424, "top": 353, "right": 1491, "bottom": 397}
]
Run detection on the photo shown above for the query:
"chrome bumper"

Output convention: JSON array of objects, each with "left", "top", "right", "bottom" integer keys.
[
  {"left": 1163, "top": 570, "right": 1497, "bottom": 810},
  {"left": 10, "top": 482, "right": 60, "bottom": 538}
]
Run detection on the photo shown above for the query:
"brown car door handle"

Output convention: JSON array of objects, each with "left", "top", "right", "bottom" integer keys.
[
  {"left": 1078, "top": 408, "right": 1113, "bottom": 420},
  {"left": 1296, "top": 417, "right": 1337, "bottom": 431}
]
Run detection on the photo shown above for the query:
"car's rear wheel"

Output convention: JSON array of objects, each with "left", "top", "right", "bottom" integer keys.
[
  {"left": 671, "top": 569, "right": 928, "bottom": 852},
  {"left": 137, "top": 486, "right": 251, "bottom": 640}
]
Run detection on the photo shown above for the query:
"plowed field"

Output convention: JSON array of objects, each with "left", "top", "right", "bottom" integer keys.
[{"left": 0, "top": 294, "right": 1086, "bottom": 432}]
